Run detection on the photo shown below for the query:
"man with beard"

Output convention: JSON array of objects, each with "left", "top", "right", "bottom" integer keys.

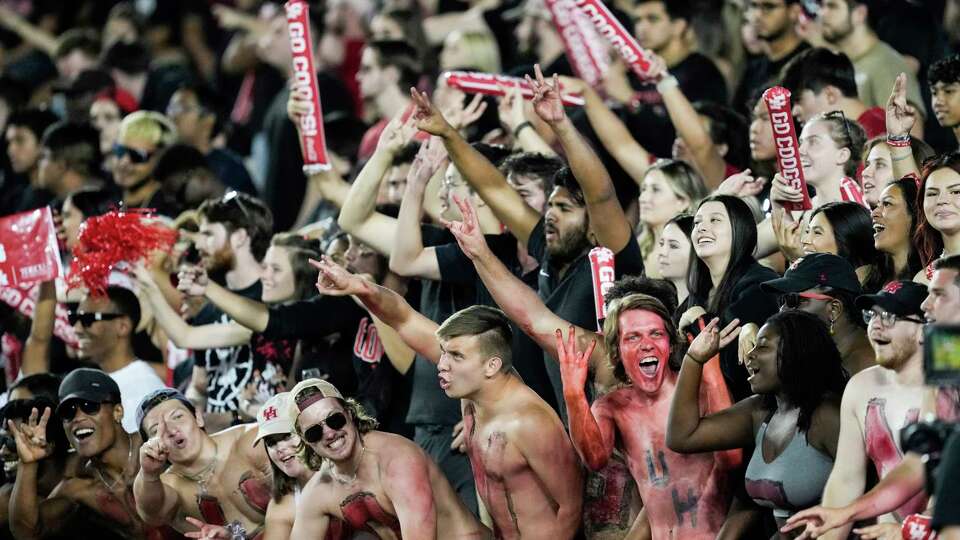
[
  {"left": 409, "top": 69, "right": 644, "bottom": 424},
  {"left": 781, "top": 281, "right": 929, "bottom": 540},
  {"left": 309, "top": 258, "right": 584, "bottom": 539},
  {"left": 69, "top": 287, "right": 166, "bottom": 433},
  {"left": 186, "top": 192, "right": 273, "bottom": 427},
  {"left": 784, "top": 260, "right": 960, "bottom": 538},
  {"left": 9, "top": 369, "right": 171, "bottom": 539},
  {"left": 817, "top": 0, "right": 926, "bottom": 124},
  {"left": 734, "top": 0, "right": 808, "bottom": 114},
  {"left": 929, "top": 55, "right": 960, "bottom": 149},
  {"left": 288, "top": 378, "right": 491, "bottom": 539},
  {"left": 134, "top": 388, "right": 272, "bottom": 539}
]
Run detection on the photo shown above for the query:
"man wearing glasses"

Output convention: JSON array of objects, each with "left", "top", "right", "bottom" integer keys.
[
  {"left": 112, "top": 111, "right": 181, "bottom": 217},
  {"left": 762, "top": 253, "right": 876, "bottom": 376},
  {"left": 70, "top": 286, "right": 166, "bottom": 434},
  {"left": 786, "top": 281, "right": 929, "bottom": 540},
  {"left": 8, "top": 369, "right": 173, "bottom": 539},
  {"left": 288, "top": 379, "right": 491, "bottom": 539}
]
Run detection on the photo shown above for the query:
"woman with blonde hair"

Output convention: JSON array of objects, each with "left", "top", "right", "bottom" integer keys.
[
  {"left": 439, "top": 29, "right": 501, "bottom": 73},
  {"left": 638, "top": 159, "right": 709, "bottom": 277}
]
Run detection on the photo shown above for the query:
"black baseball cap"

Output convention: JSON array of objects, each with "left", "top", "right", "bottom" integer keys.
[
  {"left": 57, "top": 368, "right": 121, "bottom": 406},
  {"left": 761, "top": 253, "right": 862, "bottom": 295},
  {"left": 855, "top": 280, "right": 927, "bottom": 319}
]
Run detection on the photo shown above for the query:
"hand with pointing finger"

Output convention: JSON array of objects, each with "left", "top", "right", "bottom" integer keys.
[{"left": 140, "top": 417, "right": 170, "bottom": 480}]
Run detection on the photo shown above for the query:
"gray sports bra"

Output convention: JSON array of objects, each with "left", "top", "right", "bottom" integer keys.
[{"left": 744, "top": 421, "right": 834, "bottom": 519}]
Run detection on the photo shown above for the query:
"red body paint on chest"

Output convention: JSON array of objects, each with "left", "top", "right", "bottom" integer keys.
[
  {"left": 239, "top": 473, "right": 271, "bottom": 513},
  {"left": 864, "top": 398, "right": 927, "bottom": 518},
  {"left": 339, "top": 491, "right": 401, "bottom": 536}
]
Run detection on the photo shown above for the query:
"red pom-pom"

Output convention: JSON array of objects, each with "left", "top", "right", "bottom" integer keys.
[{"left": 68, "top": 209, "right": 177, "bottom": 296}]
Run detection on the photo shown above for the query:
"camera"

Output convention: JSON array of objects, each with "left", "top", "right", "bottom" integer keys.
[{"left": 899, "top": 325, "right": 960, "bottom": 491}]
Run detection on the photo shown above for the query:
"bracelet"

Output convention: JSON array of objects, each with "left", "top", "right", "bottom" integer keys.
[
  {"left": 886, "top": 134, "right": 911, "bottom": 148},
  {"left": 684, "top": 352, "right": 704, "bottom": 364},
  {"left": 656, "top": 75, "right": 679, "bottom": 93},
  {"left": 513, "top": 121, "right": 533, "bottom": 138},
  {"left": 225, "top": 520, "right": 247, "bottom": 540}
]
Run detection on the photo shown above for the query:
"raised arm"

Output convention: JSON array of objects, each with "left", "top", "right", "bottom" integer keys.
[
  {"left": 409, "top": 88, "right": 541, "bottom": 246},
  {"left": 311, "top": 257, "right": 442, "bottom": 363},
  {"left": 137, "top": 267, "right": 252, "bottom": 349},
  {"left": 497, "top": 84, "right": 556, "bottom": 156},
  {"left": 389, "top": 137, "right": 448, "bottom": 280},
  {"left": 556, "top": 327, "right": 615, "bottom": 471},
  {"left": 134, "top": 418, "right": 183, "bottom": 526},
  {"left": 886, "top": 73, "right": 921, "bottom": 180},
  {"left": 649, "top": 57, "right": 728, "bottom": 189},
  {"left": 666, "top": 318, "right": 755, "bottom": 453},
  {"left": 560, "top": 77, "right": 651, "bottom": 184},
  {"left": 337, "top": 112, "right": 420, "bottom": 257},
  {"left": 178, "top": 265, "right": 270, "bottom": 333},
  {"left": 529, "top": 65, "right": 632, "bottom": 252},
  {"left": 20, "top": 280, "right": 56, "bottom": 375},
  {"left": 8, "top": 407, "right": 77, "bottom": 540}
]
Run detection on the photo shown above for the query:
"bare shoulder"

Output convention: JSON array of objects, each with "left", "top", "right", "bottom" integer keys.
[
  {"left": 844, "top": 366, "right": 891, "bottom": 397},
  {"left": 369, "top": 431, "right": 425, "bottom": 465}
]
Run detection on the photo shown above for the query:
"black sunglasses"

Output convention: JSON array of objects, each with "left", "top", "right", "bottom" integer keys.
[
  {"left": 112, "top": 143, "right": 155, "bottom": 164},
  {"left": 221, "top": 190, "right": 252, "bottom": 221},
  {"left": 823, "top": 110, "right": 853, "bottom": 149},
  {"left": 778, "top": 291, "right": 835, "bottom": 309},
  {"left": 68, "top": 311, "right": 124, "bottom": 327},
  {"left": 302, "top": 412, "right": 348, "bottom": 443},
  {"left": 58, "top": 399, "right": 104, "bottom": 421}
]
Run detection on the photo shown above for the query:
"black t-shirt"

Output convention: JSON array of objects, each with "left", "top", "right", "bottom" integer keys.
[
  {"left": 434, "top": 232, "right": 559, "bottom": 412},
  {"left": 689, "top": 261, "right": 780, "bottom": 402},
  {"left": 733, "top": 42, "right": 811, "bottom": 113},
  {"left": 934, "top": 431, "right": 960, "bottom": 531},
  {"left": 406, "top": 225, "right": 477, "bottom": 426},
  {"left": 527, "top": 218, "right": 645, "bottom": 423},
  {"left": 621, "top": 52, "right": 729, "bottom": 158}
]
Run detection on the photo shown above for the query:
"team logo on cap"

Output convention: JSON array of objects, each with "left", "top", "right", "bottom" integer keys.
[
  {"left": 882, "top": 281, "right": 903, "bottom": 294},
  {"left": 788, "top": 257, "right": 805, "bottom": 272},
  {"left": 263, "top": 407, "right": 278, "bottom": 421}
]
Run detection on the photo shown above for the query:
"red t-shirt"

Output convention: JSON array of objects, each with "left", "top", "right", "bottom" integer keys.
[
  {"left": 840, "top": 176, "right": 867, "bottom": 207},
  {"left": 857, "top": 107, "right": 886, "bottom": 139}
]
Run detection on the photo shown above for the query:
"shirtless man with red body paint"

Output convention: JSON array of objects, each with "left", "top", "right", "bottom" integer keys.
[
  {"left": 428, "top": 196, "right": 741, "bottom": 539},
  {"left": 8, "top": 369, "right": 177, "bottom": 540},
  {"left": 133, "top": 389, "right": 273, "bottom": 539},
  {"left": 287, "top": 378, "right": 490, "bottom": 540},
  {"left": 310, "top": 258, "right": 584, "bottom": 539}
]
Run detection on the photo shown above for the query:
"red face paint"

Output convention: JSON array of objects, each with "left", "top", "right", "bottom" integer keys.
[{"left": 617, "top": 310, "right": 671, "bottom": 394}]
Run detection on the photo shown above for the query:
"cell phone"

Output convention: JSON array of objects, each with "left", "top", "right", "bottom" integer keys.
[{"left": 923, "top": 324, "right": 960, "bottom": 385}]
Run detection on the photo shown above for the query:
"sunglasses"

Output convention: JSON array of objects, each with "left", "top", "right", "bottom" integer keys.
[
  {"left": 823, "top": 110, "right": 854, "bottom": 149},
  {"left": 112, "top": 143, "right": 155, "bottom": 164},
  {"left": 58, "top": 399, "right": 104, "bottom": 422},
  {"left": 302, "top": 412, "right": 348, "bottom": 443},
  {"left": 221, "top": 190, "right": 252, "bottom": 221},
  {"left": 862, "top": 309, "right": 925, "bottom": 327},
  {"left": 68, "top": 311, "right": 124, "bottom": 327},
  {"left": 778, "top": 291, "right": 835, "bottom": 309}
]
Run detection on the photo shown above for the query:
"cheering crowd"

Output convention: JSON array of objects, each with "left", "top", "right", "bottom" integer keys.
[{"left": 1, "top": 0, "right": 960, "bottom": 538}]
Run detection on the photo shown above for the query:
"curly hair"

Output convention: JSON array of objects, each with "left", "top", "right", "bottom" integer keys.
[
  {"left": 294, "top": 397, "right": 378, "bottom": 472},
  {"left": 928, "top": 54, "right": 960, "bottom": 86},
  {"left": 602, "top": 293, "right": 685, "bottom": 384}
]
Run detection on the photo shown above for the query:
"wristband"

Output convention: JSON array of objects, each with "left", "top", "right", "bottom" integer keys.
[
  {"left": 513, "top": 121, "right": 534, "bottom": 138},
  {"left": 886, "top": 133, "right": 912, "bottom": 148},
  {"left": 226, "top": 520, "right": 247, "bottom": 540},
  {"left": 656, "top": 75, "right": 679, "bottom": 93}
]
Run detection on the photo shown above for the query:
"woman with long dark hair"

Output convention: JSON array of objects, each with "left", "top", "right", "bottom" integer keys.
[
  {"left": 658, "top": 214, "right": 695, "bottom": 311},
  {"left": 871, "top": 177, "right": 923, "bottom": 284},
  {"left": 915, "top": 151, "right": 960, "bottom": 282},
  {"left": 668, "top": 310, "right": 846, "bottom": 532},
  {"left": 686, "top": 194, "right": 779, "bottom": 400},
  {"left": 803, "top": 202, "right": 885, "bottom": 293}
]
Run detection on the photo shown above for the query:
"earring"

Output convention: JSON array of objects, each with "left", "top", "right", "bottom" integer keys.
[{"left": 829, "top": 317, "right": 836, "bottom": 335}]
